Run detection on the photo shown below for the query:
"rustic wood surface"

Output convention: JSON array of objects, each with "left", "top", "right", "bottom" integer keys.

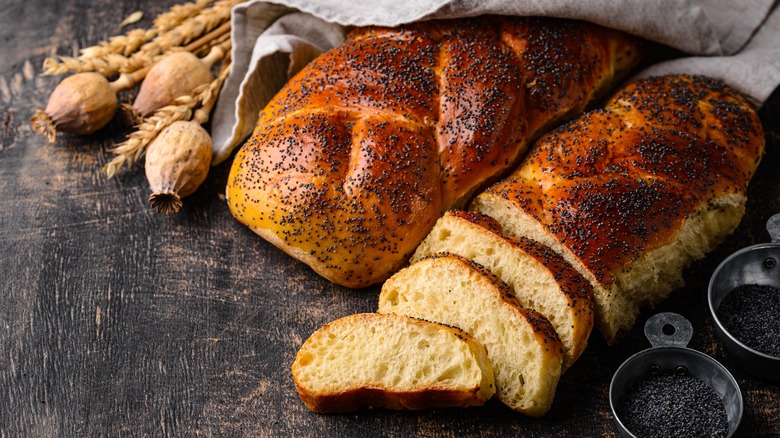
[{"left": 1, "top": 0, "right": 778, "bottom": 436}]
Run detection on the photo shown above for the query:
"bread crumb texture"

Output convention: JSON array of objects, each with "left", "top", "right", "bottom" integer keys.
[{"left": 292, "top": 313, "right": 495, "bottom": 413}]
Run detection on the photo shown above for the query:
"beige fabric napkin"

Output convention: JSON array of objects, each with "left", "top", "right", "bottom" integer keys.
[{"left": 211, "top": 0, "right": 780, "bottom": 164}]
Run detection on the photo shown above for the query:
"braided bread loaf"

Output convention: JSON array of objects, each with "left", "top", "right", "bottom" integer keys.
[
  {"left": 226, "top": 16, "right": 642, "bottom": 288},
  {"left": 472, "top": 75, "right": 765, "bottom": 343}
]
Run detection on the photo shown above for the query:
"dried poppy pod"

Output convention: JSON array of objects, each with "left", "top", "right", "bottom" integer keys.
[
  {"left": 145, "top": 120, "right": 212, "bottom": 214},
  {"left": 132, "top": 51, "right": 213, "bottom": 117},
  {"left": 132, "top": 41, "right": 228, "bottom": 117},
  {"left": 32, "top": 37, "right": 230, "bottom": 143},
  {"left": 31, "top": 72, "right": 117, "bottom": 142}
]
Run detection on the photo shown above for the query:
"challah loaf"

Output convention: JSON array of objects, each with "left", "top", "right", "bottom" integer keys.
[
  {"left": 292, "top": 313, "right": 495, "bottom": 413},
  {"left": 471, "top": 74, "right": 765, "bottom": 344},
  {"left": 379, "top": 254, "right": 564, "bottom": 416},
  {"left": 412, "top": 210, "right": 594, "bottom": 369},
  {"left": 226, "top": 16, "right": 642, "bottom": 288}
]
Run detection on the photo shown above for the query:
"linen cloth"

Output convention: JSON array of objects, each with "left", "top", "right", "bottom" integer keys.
[{"left": 211, "top": 0, "right": 780, "bottom": 164}]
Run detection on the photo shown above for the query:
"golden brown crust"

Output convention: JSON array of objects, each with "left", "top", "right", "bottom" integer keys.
[
  {"left": 499, "top": 18, "right": 639, "bottom": 136},
  {"left": 227, "top": 16, "right": 643, "bottom": 288},
  {"left": 296, "top": 385, "right": 486, "bottom": 414},
  {"left": 230, "top": 114, "right": 441, "bottom": 286},
  {"left": 478, "top": 75, "right": 764, "bottom": 290},
  {"left": 433, "top": 21, "right": 527, "bottom": 208},
  {"left": 446, "top": 209, "right": 505, "bottom": 235}
]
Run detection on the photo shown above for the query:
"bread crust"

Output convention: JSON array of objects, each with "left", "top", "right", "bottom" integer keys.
[
  {"left": 296, "top": 385, "right": 487, "bottom": 414},
  {"left": 227, "top": 16, "right": 642, "bottom": 288}
]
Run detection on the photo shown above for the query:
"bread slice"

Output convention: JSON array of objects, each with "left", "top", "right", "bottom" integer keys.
[
  {"left": 411, "top": 210, "right": 594, "bottom": 369},
  {"left": 379, "top": 254, "right": 564, "bottom": 416},
  {"left": 291, "top": 313, "right": 495, "bottom": 413}
]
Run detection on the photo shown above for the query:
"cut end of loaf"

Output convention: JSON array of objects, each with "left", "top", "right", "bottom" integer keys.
[
  {"left": 292, "top": 313, "right": 495, "bottom": 413},
  {"left": 601, "top": 195, "right": 746, "bottom": 340},
  {"left": 148, "top": 192, "right": 183, "bottom": 214},
  {"left": 473, "top": 181, "right": 747, "bottom": 344}
]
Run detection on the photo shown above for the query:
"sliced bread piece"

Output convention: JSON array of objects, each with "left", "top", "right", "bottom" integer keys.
[
  {"left": 379, "top": 254, "right": 564, "bottom": 416},
  {"left": 412, "top": 210, "right": 594, "bottom": 369},
  {"left": 292, "top": 313, "right": 495, "bottom": 413}
]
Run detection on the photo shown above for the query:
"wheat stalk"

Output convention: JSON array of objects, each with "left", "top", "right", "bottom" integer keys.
[
  {"left": 119, "top": 0, "right": 241, "bottom": 74},
  {"left": 104, "top": 98, "right": 197, "bottom": 178},
  {"left": 42, "top": 0, "right": 215, "bottom": 76},
  {"left": 79, "top": 28, "right": 151, "bottom": 58},
  {"left": 103, "top": 59, "right": 231, "bottom": 178},
  {"left": 42, "top": 53, "right": 130, "bottom": 77},
  {"left": 193, "top": 53, "right": 231, "bottom": 124},
  {"left": 153, "top": 0, "right": 213, "bottom": 34}
]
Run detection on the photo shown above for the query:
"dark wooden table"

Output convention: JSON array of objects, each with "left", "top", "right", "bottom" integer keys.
[{"left": 1, "top": 1, "right": 778, "bottom": 436}]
